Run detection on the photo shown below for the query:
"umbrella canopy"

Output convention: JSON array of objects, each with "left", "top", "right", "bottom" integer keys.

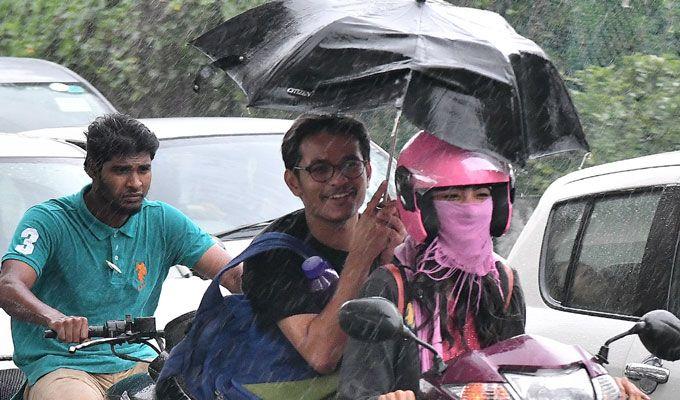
[{"left": 192, "top": 0, "right": 588, "bottom": 164}]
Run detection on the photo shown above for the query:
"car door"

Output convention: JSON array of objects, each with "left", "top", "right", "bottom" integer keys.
[
  {"left": 530, "top": 183, "right": 680, "bottom": 398},
  {"left": 624, "top": 185, "right": 680, "bottom": 397}
]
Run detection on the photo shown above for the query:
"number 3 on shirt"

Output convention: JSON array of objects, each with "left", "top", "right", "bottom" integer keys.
[{"left": 15, "top": 228, "right": 39, "bottom": 255}]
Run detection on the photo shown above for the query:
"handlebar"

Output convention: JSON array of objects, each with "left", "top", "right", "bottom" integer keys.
[
  {"left": 43, "top": 315, "right": 165, "bottom": 361},
  {"left": 44, "top": 315, "right": 160, "bottom": 339},
  {"left": 44, "top": 326, "right": 105, "bottom": 339}
]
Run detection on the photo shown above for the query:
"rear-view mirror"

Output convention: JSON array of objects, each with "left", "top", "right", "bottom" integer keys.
[
  {"left": 339, "top": 297, "right": 404, "bottom": 342},
  {"left": 638, "top": 310, "right": 680, "bottom": 361}
]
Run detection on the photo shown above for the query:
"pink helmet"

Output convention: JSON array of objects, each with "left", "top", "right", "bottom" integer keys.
[{"left": 395, "top": 131, "right": 514, "bottom": 244}]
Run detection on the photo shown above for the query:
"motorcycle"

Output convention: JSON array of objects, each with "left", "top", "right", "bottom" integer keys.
[
  {"left": 339, "top": 297, "right": 680, "bottom": 400},
  {"left": 0, "top": 363, "right": 24, "bottom": 400}
]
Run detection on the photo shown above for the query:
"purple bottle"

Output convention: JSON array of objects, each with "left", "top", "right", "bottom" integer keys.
[{"left": 301, "top": 256, "right": 339, "bottom": 304}]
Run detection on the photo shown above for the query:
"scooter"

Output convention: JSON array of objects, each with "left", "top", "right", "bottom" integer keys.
[{"left": 339, "top": 297, "right": 680, "bottom": 400}]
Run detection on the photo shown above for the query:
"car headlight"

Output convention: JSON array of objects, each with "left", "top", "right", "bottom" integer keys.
[
  {"left": 503, "top": 367, "right": 594, "bottom": 400},
  {"left": 442, "top": 382, "right": 515, "bottom": 399}
]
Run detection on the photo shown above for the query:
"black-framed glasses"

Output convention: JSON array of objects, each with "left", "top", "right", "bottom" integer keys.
[{"left": 293, "top": 159, "right": 368, "bottom": 183}]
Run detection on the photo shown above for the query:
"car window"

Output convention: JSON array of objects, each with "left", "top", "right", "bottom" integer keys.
[
  {"left": 0, "top": 158, "right": 90, "bottom": 252},
  {"left": 148, "top": 135, "right": 300, "bottom": 235},
  {"left": 543, "top": 188, "right": 668, "bottom": 317},
  {"left": 148, "top": 135, "right": 390, "bottom": 236},
  {"left": 0, "top": 83, "right": 110, "bottom": 133},
  {"left": 543, "top": 200, "right": 588, "bottom": 303}
]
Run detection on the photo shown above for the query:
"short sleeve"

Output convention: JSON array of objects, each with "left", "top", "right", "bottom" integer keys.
[
  {"left": 242, "top": 249, "right": 323, "bottom": 323},
  {"left": 160, "top": 203, "right": 215, "bottom": 269},
  {"left": 1, "top": 205, "right": 57, "bottom": 277}
]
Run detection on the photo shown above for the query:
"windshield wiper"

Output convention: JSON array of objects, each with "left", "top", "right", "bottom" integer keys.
[{"left": 215, "top": 219, "right": 275, "bottom": 240}]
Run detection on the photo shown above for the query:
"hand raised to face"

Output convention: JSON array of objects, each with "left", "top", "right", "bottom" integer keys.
[{"left": 350, "top": 181, "right": 405, "bottom": 264}]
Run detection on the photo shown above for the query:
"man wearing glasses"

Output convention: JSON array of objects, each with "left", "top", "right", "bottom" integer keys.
[{"left": 242, "top": 114, "right": 406, "bottom": 377}]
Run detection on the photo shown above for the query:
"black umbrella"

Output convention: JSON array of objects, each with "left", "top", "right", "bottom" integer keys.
[{"left": 191, "top": 0, "right": 588, "bottom": 168}]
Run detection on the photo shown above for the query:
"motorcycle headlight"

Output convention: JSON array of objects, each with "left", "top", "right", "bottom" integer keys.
[
  {"left": 503, "top": 367, "right": 595, "bottom": 400},
  {"left": 441, "top": 382, "right": 515, "bottom": 399},
  {"left": 439, "top": 369, "right": 622, "bottom": 400}
]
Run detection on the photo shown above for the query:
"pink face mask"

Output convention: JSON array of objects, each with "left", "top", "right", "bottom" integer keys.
[
  {"left": 416, "top": 199, "right": 496, "bottom": 277},
  {"left": 415, "top": 198, "right": 499, "bottom": 313}
]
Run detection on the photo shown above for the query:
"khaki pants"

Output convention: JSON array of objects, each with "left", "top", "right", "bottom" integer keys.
[{"left": 24, "top": 363, "right": 149, "bottom": 400}]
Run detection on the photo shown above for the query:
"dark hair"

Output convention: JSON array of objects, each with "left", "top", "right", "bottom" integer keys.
[
  {"left": 84, "top": 113, "right": 159, "bottom": 173},
  {"left": 410, "top": 245, "right": 521, "bottom": 348},
  {"left": 281, "top": 113, "right": 370, "bottom": 170}
]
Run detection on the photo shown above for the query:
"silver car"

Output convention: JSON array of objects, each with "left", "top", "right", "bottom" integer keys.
[{"left": 0, "top": 57, "right": 117, "bottom": 133}]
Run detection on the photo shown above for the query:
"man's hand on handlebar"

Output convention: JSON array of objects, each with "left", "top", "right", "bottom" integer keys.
[{"left": 48, "top": 315, "right": 89, "bottom": 343}]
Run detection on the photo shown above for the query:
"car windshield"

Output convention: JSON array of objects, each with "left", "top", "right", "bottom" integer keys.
[
  {"left": 0, "top": 158, "right": 90, "bottom": 251},
  {"left": 148, "top": 134, "right": 391, "bottom": 236},
  {"left": 0, "top": 83, "right": 110, "bottom": 133}
]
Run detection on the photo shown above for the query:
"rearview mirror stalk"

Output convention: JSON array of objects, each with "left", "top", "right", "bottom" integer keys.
[{"left": 596, "top": 321, "right": 646, "bottom": 364}]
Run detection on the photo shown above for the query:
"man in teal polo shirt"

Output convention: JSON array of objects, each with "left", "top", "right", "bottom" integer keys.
[{"left": 0, "top": 114, "right": 241, "bottom": 400}]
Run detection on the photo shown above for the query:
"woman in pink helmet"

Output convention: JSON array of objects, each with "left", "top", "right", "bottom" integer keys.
[
  {"left": 338, "top": 130, "right": 525, "bottom": 400},
  {"left": 338, "top": 131, "right": 648, "bottom": 400}
]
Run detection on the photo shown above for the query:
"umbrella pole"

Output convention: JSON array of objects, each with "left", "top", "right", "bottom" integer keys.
[
  {"left": 383, "top": 70, "right": 412, "bottom": 202},
  {"left": 383, "top": 107, "right": 403, "bottom": 200}
]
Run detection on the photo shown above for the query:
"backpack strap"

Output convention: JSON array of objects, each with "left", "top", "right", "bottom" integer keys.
[
  {"left": 199, "top": 232, "right": 320, "bottom": 310},
  {"left": 498, "top": 262, "right": 514, "bottom": 311},
  {"left": 384, "top": 264, "right": 406, "bottom": 314},
  {"left": 214, "top": 232, "right": 318, "bottom": 280}
]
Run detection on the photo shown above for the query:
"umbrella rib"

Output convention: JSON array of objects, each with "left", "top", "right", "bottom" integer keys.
[{"left": 385, "top": 107, "right": 404, "bottom": 191}]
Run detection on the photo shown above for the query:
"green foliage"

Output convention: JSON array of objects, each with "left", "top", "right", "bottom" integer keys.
[
  {"left": 0, "top": 0, "right": 269, "bottom": 117},
  {"left": 449, "top": 0, "right": 680, "bottom": 194},
  {"left": 0, "top": 0, "right": 678, "bottom": 194},
  {"left": 570, "top": 53, "right": 680, "bottom": 163},
  {"left": 452, "top": 0, "right": 679, "bottom": 73}
]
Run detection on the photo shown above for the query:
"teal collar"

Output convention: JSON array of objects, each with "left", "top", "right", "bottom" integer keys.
[{"left": 76, "top": 185, "right": 142, "bottom": 240}]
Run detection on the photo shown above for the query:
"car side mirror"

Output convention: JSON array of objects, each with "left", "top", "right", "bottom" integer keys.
[
  {"left": 338, "top": 297, "right": 404, "bottom": 342},
  {"left": 637, "top": 310, "right": 680, "bottom": 361}
]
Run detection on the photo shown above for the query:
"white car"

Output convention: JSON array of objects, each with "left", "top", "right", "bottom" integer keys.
[
  {"left": 0, "top": 135, "right": 90, "bottom": 374},
  {"left": 21, "top": 117, "right": 392, "bottom": 239},
  {"left": 507, "top": 150, "right": 680, "bottom": 398}
]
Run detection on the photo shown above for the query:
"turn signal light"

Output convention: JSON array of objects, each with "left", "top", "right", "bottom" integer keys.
[{"left": 443, "top": 383, "right": 514, "bottom": 400}]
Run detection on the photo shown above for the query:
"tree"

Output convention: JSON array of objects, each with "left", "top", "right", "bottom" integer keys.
[
  {"left": 571, "top": 53, "right": 680, "bottom": 164},
  {"left": 0, "top": 0, "right": 268, "bottom": 117}
]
